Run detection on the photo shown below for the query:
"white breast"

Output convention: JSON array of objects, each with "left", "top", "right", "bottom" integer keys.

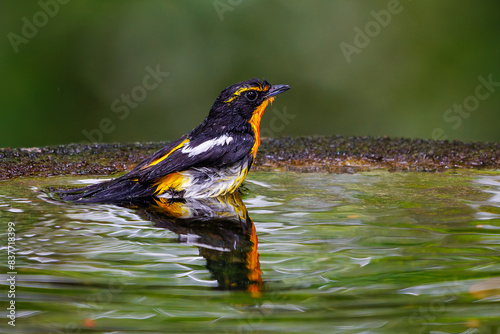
[{"left": 158, "top": 161, "right": 251, "bottom": 199}]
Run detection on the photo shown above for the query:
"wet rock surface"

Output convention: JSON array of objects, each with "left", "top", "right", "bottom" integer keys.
[{"left": 1, "top": 136, "right": 498, "bottom": 180}]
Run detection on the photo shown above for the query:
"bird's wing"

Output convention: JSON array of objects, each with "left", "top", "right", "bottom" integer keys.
[
  {"left": 131, "top": 135, "right": 190, "bottom": 171},
  {"left": 128, "top": 133, "right": 255, "bottom": 183}
]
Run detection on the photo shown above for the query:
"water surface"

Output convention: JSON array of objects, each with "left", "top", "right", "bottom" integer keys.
[{"left": 1, "top": 170, "right": 499, "bottom": 333}]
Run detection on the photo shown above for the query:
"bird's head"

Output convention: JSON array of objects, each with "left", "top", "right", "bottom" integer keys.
[{"left": 207, "top": 78, "right": 290, "bottom": 129}]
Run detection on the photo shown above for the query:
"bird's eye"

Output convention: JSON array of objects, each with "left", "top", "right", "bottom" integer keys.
[{"left": 245, "top": 90, "right": 258, "bottom": 101}]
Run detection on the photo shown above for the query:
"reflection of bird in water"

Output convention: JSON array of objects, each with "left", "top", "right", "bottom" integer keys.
[{"left": 121, "top": 193, "right": 262, "bottom": 294}]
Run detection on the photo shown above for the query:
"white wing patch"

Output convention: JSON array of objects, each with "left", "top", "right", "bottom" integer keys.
[{"left": 181, "top": 134, "right": 233, "bottom": 157}]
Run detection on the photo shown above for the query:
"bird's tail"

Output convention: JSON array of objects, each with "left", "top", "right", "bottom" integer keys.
[{"left": 53, "top": 177, "right": 155, "bottom": 204}]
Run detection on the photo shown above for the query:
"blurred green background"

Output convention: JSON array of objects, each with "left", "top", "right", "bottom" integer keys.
[{"left": 1, "top": 0, "right": 499, "bottom": 148}]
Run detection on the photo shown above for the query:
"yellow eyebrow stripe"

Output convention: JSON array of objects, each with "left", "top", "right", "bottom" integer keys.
[
  {"left": 147, "top": 138, "right": 189, "bottom": 167},
  {"left": 224, "top": 86, "right": 268, "bottom": 103}
]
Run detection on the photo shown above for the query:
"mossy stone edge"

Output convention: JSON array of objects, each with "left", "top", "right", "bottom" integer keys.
[{"left": 1, "top": 136, "right": 499, "bottom": 180}]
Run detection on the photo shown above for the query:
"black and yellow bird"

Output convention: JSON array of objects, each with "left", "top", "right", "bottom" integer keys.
[{"left": 58, "top": 78, "right": 290, "bottom": 203}]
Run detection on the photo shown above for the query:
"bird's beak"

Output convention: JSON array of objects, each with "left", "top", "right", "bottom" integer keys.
[{"left": 265, "top": 84, "right": 290, "bottom": 98}]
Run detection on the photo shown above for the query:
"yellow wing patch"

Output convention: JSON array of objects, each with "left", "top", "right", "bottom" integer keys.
[
  {"left": 153, "top": 172, "right": 188, "bottom": 195},
  {"left": 146, "top": 138, "right": 189, "bottom": 168}
]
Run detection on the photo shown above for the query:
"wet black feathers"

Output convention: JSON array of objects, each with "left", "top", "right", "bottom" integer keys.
[{"left": 54, "top": 78, "right": 276, "bottom": 203}]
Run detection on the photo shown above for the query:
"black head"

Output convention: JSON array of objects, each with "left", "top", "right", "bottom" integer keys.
[{"left": 208, "top": 78, "right": 290, "bottom": 125}]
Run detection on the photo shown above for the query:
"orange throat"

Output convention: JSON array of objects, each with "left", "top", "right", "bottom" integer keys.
[{"left": 249, "top": 97, "right": 274, "bottom": 158}]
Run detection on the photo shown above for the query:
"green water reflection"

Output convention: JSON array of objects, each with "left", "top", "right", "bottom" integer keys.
[{"left": 0, "top": 171, "right": 499, "bottom": 333}]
